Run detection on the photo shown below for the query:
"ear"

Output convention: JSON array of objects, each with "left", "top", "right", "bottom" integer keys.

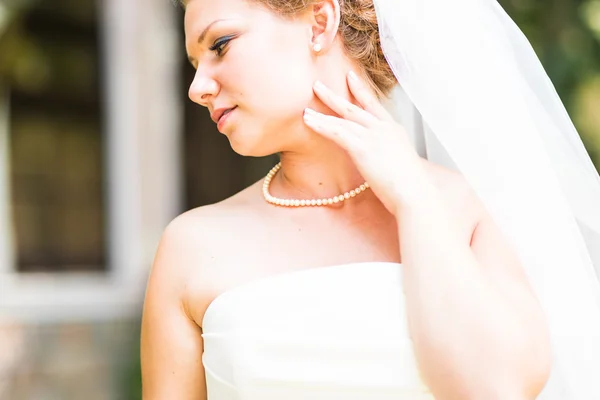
[{"left": 309, "top": 0, "right": 341, "bottom": 52}]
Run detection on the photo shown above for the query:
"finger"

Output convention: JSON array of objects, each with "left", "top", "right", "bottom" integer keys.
[
  {"left": 347, "top": 71, "right": 394, "bottom": 122},
  {"left": 312, "top": 81, "right": 379, "bottom": 127},
  {"left": 303, "top": 108, "right": 364, "bottom": 151}
]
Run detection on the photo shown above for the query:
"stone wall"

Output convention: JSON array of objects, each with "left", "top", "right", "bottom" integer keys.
[{"left": 0, "top": 319, "right": 141, "bottom": 400}]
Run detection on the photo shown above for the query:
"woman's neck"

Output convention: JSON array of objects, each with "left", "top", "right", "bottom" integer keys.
[{"left": 274, "top": 141, "right": 367, "bottom": 201}]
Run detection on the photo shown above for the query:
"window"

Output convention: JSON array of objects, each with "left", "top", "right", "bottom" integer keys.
[
  {"left": 0, "top": 0, "right": 182, "bottom": 322},
  {"left": 5, "top": 1, "right": 105, "bottom": 272}
]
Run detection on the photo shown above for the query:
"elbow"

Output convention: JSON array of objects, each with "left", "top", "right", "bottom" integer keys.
[
  {"left": 498, "top": 302, "right": 553, "bottom": 399},
  {"left": 492, "top": 342, "right": 553, "bottom": 400},
  {"left": 523, "top": 319, "right": 553, "bottom": 399},
  {"left": 464, "top": 367, "right": 551, "bottom": 400},
  {"left": 465, "top": 335, "right": 553, "bottom": 400},
  {"left": 523, "top": 351, "right": 552, "bottom": 400}
]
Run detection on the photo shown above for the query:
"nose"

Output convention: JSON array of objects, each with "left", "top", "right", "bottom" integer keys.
[{"left": 188, "top": 68, "right": 219, "bottom": 107}]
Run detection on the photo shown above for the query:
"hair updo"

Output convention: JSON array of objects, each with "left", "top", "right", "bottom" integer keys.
[{"left": 181, "top": 0, "right": 398, "bottom": 97}]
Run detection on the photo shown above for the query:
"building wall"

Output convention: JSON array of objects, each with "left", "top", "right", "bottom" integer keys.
[
  {"left": 1, "top": 320, "right": 140, "bottom": 400},
  {"left": 0, "top": 0, "right": 182, "bottom": 398}
]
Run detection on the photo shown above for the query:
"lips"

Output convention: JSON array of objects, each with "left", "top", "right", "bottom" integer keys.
[
  {"left": 211, "top": 106, "right": 237, "bottom": 124},
  {"left": 220, "top": 107, "right": 235, "bottom": 121},
  {"left": 216, "top": 106, "right": 237, "bottom": 132}
]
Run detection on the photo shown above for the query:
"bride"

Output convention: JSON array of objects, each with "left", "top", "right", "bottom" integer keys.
[{"left": 140, "top": 0, "right": 600, "bottom": 399}]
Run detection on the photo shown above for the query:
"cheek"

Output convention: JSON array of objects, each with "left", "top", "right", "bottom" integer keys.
[
  {"left": 248, "top": 59, "right": 314, "bottom": 119},
  {"left": 229, "top": 33, "right": 315, "bottom": 117}
]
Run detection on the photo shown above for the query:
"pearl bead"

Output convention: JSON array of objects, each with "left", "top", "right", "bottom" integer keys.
[{"left": 263, "top": 162, "right": 370, "bottom": 207}]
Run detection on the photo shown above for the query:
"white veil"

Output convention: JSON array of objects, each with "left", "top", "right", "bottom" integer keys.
[{"left": 374, "top": 0, "right": 600, "bottom": 397}]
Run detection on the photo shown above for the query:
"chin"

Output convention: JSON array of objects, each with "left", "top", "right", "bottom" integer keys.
[{"left": 227, "top": 129, "right": 276, "bottom": 158}]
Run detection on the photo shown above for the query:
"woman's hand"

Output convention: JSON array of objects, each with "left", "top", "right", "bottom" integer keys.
[{"left": 303, "top": 71, "right": 433, "bottom": 215}]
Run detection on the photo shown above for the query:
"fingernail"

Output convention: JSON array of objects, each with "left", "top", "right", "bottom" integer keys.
[
  {"left": 303, "top": 112, "right": 317, "bottom": 126},
  {"left": 314, "top": 81, "right": 325, "bottom": 91},
  {"left": 304, "top": 107, "right": 317, "bottom": 115},
  {"left": 348, "top": 70, "right": 358, "bottom": 81}
]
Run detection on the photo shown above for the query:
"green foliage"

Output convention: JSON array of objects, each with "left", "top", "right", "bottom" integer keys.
[{"left": 501, "top": 0, "right": 600, "bottom": 168}]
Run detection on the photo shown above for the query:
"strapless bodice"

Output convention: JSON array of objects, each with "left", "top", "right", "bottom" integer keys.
[{"left": 202, "top": 262, "right": 434, "bottom": 399}]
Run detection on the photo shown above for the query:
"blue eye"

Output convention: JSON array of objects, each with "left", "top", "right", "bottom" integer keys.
[{"left": 209, "top": 35, "right": 234, "bottom": 56}]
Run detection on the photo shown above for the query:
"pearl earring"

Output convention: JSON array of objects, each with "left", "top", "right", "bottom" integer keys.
[{"left": 313, "top": 43, "right": 322, "bottom": 53}]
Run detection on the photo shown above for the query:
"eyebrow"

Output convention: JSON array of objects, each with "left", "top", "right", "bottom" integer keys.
[
  {"left": 187, "top": 19, "right": 228, "bottom": 65},
  {"left": 198, "top": 19, "right": 227, "bottom": 44}
]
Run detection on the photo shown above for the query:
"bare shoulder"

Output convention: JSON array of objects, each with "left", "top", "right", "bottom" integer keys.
[
  {"left": 148, "top": 180, "right": 266, "bottom": 326},
  {"left": 141, "top": 184, "right": 264, "bottom": 399}
]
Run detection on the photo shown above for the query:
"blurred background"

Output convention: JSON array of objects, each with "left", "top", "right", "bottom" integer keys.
[{"left": 0, "top": 0, "right": 598, "bottom": 399}]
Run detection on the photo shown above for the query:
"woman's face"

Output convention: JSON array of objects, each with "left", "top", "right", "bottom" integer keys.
[{"left": 185, "top": 0, "right": 319, "bottom": 156}]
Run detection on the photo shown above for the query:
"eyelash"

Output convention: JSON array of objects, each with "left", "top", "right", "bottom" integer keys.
[{"left": 209, "top": 35, "right": 235, "bottom": 57}]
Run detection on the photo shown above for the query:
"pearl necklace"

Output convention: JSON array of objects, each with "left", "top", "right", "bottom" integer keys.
[{"left": 262, "top": 162, "right": 370, "bottom": 207}]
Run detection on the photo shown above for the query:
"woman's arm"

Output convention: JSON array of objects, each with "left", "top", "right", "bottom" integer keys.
[
  {"left": 141, "top": 220, "right": 207, "bottom": 400},
  {"left": 397, "top": 170, "right": 551, "bottom": 400},
  {"left": 304, "top": 73, "right": 552, "bottom": 400}
]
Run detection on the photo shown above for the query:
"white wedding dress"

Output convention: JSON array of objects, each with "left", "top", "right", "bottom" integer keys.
[{"left": 202, "top": 262, "right": 435, "bottom": 399}]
